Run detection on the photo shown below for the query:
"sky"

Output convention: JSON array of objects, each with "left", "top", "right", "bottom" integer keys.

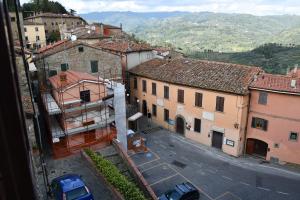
[{"left": 19, "top": 0, "right": 300, "bottom": 15}]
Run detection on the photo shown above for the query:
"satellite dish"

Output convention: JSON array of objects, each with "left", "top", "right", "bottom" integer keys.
[
  {"left": 87, "top": 30, "right": 91, "bottom": 34},
  {"left": 71, "top": 35, "right": 77, "bottom": 41}
]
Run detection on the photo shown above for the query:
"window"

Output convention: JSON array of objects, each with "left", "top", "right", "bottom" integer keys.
[
  {"left": 49, "top": 70, "right": 57, "bottom": 77},
  {"left": 152, "top": 104, "right": 157, "bottom": 117},
  {"left": 45, "top": 30, "right": 48, "bottom": 34},
  {"left": 195, "top": 92, "right": 203, "bottom": 107},
  {"left": 24, "top": 27, "right": 27, "bottom": 32},
  {"left": 134, "top": 78, "right": 137, "bottom": 89},
  {"left": 78, "top": 46, "right": 84, "bottom": 52},
  {"left": 289, "top": 132, "right": 298, "bottom": 141},
  {"left": 164, "top": 86, "right": 169, "bottom": 99},
  {"left": 177, "top": 89, "right": 184, "bottom": 103},
  {"left": 25, "top": 36, "right": 28, "bottom": 41},
  {"left": 36, "top": 36, "right": 40, "bottom": 41},
  {"left": 52, "top": 22, "right": 54, "bottom": 26},
  {"left": 216, "top": 96, "right": 225, "bottom": 112},
  {"left": 251, "top": 117, "right": 268, "bottom": 131},
  {"left": 55, "top": 22, "right": 58, "bottom": 25},
  {"left": 142, "top": 80, "right": 147, "bottom": 92},
  {"left": 11, "top": 17, "right": 15, "bottom": 22},
  {"left": 194, "top": 118, "right": 201, "bottom": 133},
  {"left": 44, "top": 22, "right": 47, "bottom": 26},
  {"left": 61, "top": 63, "right": 69, "bottom": 71},
  {"left": 90, "top": 60, "right": 98, "bottom": 73},
  {"left": 152, "top": 82, "right": 156, "bottom": 95},
  {"left": 80, "top": 90, "right": 90, "bottom": 102},
  {"left": 35, "top": 27, "right": 38, "bottom": 31},
  {"left": 258, "top": 92, "right": 268, "bottom": 105},
  {"left": 164, "top": 109, "right": 169, "bottom": 122}
]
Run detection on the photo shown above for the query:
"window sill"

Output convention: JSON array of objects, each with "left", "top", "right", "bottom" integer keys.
[{"left": 215, "top": 110, "right": 225, "bottom": 114}]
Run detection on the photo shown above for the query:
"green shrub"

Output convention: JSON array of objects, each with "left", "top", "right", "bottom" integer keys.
[{"left": 85, "top": 149, "right": 147, "bottom": 200}]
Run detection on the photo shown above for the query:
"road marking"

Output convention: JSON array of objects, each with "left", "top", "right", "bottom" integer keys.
[
  {"left": 277, "top": 191, "right": 289, "bottom": 195},
  {"left": 206, "top": 169, "right": 217, "bottom": 174},
  {"left": 169, "top": 150, "right": 176, "bottom": 155},
  {"left": 215, "top": 192, "right": 241, "bottom": 200},
  {"left": 240, "top": 181, "right": 250, "bottom": 186},
  {"left": 149, "top": 173, "right": 179, "bottom": 186},
  {"left": 222, "top": 175, "right": 233, "bottom": 181},
  {"left": 227, "top": 192, "right": 242, "bottom": 200},
  {"left": 137, "top": 157, "right": 160, "bottom": 167},
  {"left": 167, "top": 164, "right": 214, "bottom": 200},
  {"left": 140, "top": 163, "right": 166, "bottom": 173},
  {"left": 257, "top": 187, "right": 271, "bottom": 191}
]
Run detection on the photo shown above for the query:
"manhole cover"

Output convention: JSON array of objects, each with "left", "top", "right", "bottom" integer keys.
[{"left": 172, "top": 160, "right": 186, "bottom": 169}]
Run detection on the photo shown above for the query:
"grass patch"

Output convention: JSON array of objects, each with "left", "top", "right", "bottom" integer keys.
[{"left": 84, "top": 149, "right": 147, "bottom": 200}]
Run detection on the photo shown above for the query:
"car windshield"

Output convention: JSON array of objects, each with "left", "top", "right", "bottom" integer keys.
[
  {"left": 166, "top": 190, "right": 181, "bottom": 200},
  {"left": 66, "top": 186, "right": 88, "bottom": 200}
]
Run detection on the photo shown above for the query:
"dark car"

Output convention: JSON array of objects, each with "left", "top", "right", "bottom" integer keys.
[
  {"left": 51, "top": 174, "right": 94, "bottom": 200},
  {"left": 159, "top": 182, "right": 200, "bottom": 200}
]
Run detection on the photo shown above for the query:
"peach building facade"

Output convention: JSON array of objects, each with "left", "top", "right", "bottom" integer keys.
[
  {"left": 129, "top": 58, "right": 260, "bottom": 157},
  {"left": 246, "top": 73, "right": 300, "bottom": 164}
]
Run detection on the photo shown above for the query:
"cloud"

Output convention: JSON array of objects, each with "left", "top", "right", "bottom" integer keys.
[{"left": 19, "top": 0, "right": 300, "bottom": 15}]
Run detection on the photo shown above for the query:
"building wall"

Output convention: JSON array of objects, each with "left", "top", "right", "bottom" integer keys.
[
  {"left": 9, "top": 12, "right": 25, "bottom": 42},
  {"left": 24, "top": 24, "right": 46, "bottom": 48},
  {"left": 130, "top": 76, "right": 250, "bottom": 157},
  {"left": 25, "top": 16, "right": 85, "bottom": 37},
  {"left": 247, "top": 90, "right": 300, "bottom": 164},
  {"left": 35, "top": 45, "right": 122, "bottom": 80},
  {"left": 126, "top": 51, "right": 155, "bottom": 70}
]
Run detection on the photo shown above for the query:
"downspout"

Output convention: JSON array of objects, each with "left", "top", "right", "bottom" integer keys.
[{"left": 243, "top": 92, "right": 251, "bottom": 156}]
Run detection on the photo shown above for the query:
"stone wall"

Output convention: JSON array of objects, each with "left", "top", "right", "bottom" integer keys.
[{"left": 35, "top": 44, "right": 122, "bottom": 80}]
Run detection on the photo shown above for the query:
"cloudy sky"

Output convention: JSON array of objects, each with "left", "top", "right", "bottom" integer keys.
[{"left": 20, "top": 0, "right": 300, "bottom": 15}]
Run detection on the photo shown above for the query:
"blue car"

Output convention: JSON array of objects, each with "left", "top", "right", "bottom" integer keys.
[{"left": 51, "top": 174, "right": 94, "bottom": 200}]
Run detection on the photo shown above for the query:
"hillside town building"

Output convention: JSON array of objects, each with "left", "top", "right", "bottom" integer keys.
[
  {"left": 24, "top": 13, "right": 86, "bottom": 38},
  {"left": 129, "top": 58, "right": 261, "bottom": 157},
  {"left": 24, "top": 21, "right": 46, "bottom": 49},
  {"left": 246, "top": 70, "right": 300, "bottom": 164}
]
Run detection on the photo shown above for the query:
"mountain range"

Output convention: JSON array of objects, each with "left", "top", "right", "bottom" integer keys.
[{"left": 80, "top": 11, "right": 300, "bottom": 53}]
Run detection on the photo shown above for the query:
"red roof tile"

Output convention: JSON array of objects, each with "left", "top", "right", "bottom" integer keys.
[
  {"left": 93, "top": 39, "right": 152, "bottom": 53},
  {"left": 250, "top": 73, "right": 300, "bottom": 94},
  {"left": 129, "top": 58, "right": 261, "bottom": 95}
]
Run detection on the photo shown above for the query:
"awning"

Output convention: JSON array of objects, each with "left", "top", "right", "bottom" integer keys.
[{"left": 128, "top": 112, "right": 143, "bottom": 121}]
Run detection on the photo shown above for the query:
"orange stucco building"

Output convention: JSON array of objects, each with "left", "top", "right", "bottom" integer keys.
[
  {"left": 129, "top": 58, "right": 260, "bottom": 157},
  {"left": 246, "top": 72, "right": 300, "bottom": 164}
]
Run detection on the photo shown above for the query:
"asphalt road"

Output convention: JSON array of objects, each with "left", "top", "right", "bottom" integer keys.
[{"left": 129, "top": 129, "right": 300, "bottom": 200}]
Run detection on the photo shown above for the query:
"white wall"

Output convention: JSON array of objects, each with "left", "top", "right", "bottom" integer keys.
[{"left": 127, "top": 51, "right": 154, "bottom": 70}]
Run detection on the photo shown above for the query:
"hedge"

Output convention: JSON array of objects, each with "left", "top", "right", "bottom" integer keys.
[{"left": 85, "top": 149, "right": 147, "bottom": 200}]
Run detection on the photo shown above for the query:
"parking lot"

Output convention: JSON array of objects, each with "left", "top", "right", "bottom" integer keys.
[{"left": 129, "top": 129, "right": 300, "bottom": 200}]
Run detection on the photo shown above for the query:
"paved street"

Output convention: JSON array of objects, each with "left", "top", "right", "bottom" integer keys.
[{"left": 129, "top": 129, "right": 300, "bottom": 200}]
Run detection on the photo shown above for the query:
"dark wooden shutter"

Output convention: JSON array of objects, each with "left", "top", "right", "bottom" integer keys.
[
  {"left": 164, "top": 109, "right": 169, "bottom": 122},
  {"left": 152, "top": 104, "right": 157, "bottom": 116},
  {"left": 134, "top": 78, "right": 137, "bottom": 89},
  {"left": 142, "top": 80, "right": 147, "bottom": 92},
  {"left": 195, "top": 92, "right": 203, "bottom": 107},
  {"left": 178, "top": 89, "right": 184, "bottom": 103},
  {"left": 152, "top": 82, "right": 156, "bottom": 95},
  {"left": 258, "top": 92, "right": 268, "bottom": 105},
  {"left": 251, "top": 117, "right": 256, "bottom": 128},
  {"left": 194, "top": 118, "right": 201, "bottom": 133},
  {"left": 164, "top": 86, "right": 169, "bottom": 99},
  {"left": 90, "top": 60, "right": 98, "bottom": 73},
  {"left": 216, "top": 96, "right": 224, "bottom": 112},
  {"left": 263, "top": 119, "right": 268, "bottom": 131}
]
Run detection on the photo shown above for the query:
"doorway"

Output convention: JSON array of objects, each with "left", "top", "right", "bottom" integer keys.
[
  {"left": 176, "top": 116, "right": 185, "bottom": 135},
  {"left": 212, "top": 131, "right": 223, "bottom": 149},
  {"left": 142, "top": 100, "right": 147, "bottom": 116},
  {"left": 246, "top": 138, "right": 268, "bottom": 158}
]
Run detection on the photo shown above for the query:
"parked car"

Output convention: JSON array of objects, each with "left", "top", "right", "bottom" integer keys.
[
  {"left": 51, "top": 174, "right": 94, "bottom": 200},
  {"left": 159, "top": 182, "right": 200, "bottom": 200}
]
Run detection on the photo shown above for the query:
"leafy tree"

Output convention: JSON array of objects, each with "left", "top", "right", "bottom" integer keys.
[
  {"left": 47, "top": 31, "right": 60, "bottom": 43},
  {"left": 22, "top": 0, "right": 68, "bottom": 17}
]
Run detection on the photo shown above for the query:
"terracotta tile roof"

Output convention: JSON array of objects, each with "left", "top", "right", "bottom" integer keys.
[
  {"left": 250, "top": 74, "right": 300, "bottom": 94},
  {"left": 129, "top": 58, "right": 261, "bottom": 95},
  {"left": 49, "top": 70, "right": 99, "bottom": 89},
  {"left": 34, "top": 40, "right": 97, "bottom": 59},
  {"left": 93, "top": 39, "right": 153, "bottom": 53}
]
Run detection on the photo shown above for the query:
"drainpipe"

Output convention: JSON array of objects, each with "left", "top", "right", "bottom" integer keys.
[{"left": 243, "top": 93, "right": 251, "bottom": 156}]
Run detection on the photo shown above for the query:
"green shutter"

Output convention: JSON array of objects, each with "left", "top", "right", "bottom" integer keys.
[
  {"left": 49, "top": 70, "right": 57, "bottom": 77},
  {"left": 61, "top": 63, "right": 69, "bottom": 71},
  {"left": 90, "top": 60, "right": 98, "bottom": 73}
]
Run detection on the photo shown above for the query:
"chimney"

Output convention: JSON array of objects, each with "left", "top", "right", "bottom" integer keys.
[
  {"left": 100, "top": 23, "right": 104, "bottom": 35},
  {"left": 120, "top": 23, "right": 123, "bottom": 31},
  {"left": 291, "top": 79, "right": 297, "bottom": 88}
]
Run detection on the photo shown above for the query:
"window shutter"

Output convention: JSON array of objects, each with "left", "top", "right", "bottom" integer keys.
[
  {"left": 263, "top": 120, "right": 268, "bottom": 131},
  {"left": 251, "top": 117, "right": 256, "bottom": 128},
  {"left": 164, "top": 86, "right": 169, "bottom": 99},
  {"left": 195, "top": 93, "right": 203, "bottom": 107},
  {"left": 194, "top": 118, "right": 201, "bottom": 133},
  {"left": 61, "top": 63, "right": 68, "bottom": 71},
  {"left": 90, "top": 61, "right": 98, "bottom": 73}
]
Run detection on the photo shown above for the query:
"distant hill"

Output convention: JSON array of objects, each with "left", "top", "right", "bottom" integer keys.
[
  {"left": 80, "top": 11, "right": 300, "bottom": 53},
  {"left": 188, "top": 43, "right": 300, "bottom": 74}
]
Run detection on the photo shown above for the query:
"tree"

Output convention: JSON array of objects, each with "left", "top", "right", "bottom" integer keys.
[
  {"left": 47, "top": 31, "right": 60, "bottom": 43},
  {"left": 22, "top": 0, "right": 68, "bottom": 17},
  {"left": 69, "top": 9, "right": 76, "bottom": 16}
]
